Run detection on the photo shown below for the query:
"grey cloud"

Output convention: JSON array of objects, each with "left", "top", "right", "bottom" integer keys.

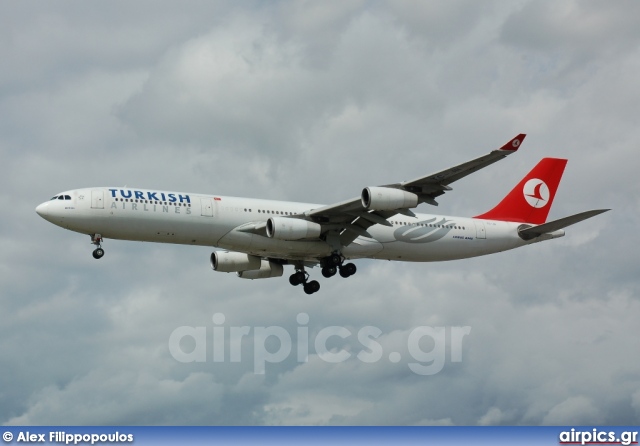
[{"left": 502, "top": 1, "right": 640, "bottom": 58}]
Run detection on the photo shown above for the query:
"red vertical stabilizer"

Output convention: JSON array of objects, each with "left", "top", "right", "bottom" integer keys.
[{"left": 474, "top": 158, "right": 568, "bottom": 224}]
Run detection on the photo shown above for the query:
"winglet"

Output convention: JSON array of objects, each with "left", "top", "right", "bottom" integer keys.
[{"left": 499, "top": 134, "right": 526, "bottom": 152}]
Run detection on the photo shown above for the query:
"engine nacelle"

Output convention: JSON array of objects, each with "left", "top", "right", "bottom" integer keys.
[
  {"left": 210, "top": 251, "right": 261, "bottom": 273},
  {"left": 266, "top": 217, "right": 322, "bottom": 240},
  {"left": 237, "top": 260, "right": 284, "bottom": 279},
  {"left": 361, "top": 186, "right": 419, "bottom": 211}
]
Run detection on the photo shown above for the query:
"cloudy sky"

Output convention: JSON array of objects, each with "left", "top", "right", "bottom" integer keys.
[{"left": 1, "top": 0, "right": 639, "bottom": 426}]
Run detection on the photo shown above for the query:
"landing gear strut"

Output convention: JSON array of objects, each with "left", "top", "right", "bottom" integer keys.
[
  {"left": 91, "top": 234, "right": 104, "bottom": 259},
  {"left": 289, "top": 267, "right": 320, "bottom": 295}
]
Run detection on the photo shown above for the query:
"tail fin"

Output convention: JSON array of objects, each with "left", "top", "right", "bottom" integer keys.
[{"left": 474, "top": 158, "right": 568, "bottom": 224}]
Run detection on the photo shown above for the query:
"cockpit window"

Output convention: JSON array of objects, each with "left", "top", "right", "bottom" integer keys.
[
  {"left": 58, "top": 196, "right": 64, "bottom": 200},
  {"left": 51, "top": 196, "right": 58, "bottom": 200},
  {"left": 64, "top": 195, "right": 71, "bottom": 200}
]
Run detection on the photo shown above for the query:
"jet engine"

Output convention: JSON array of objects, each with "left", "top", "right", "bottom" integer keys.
[
  {"left": 210, "top": 251, "right": 261, "bottom": 272},
  {"left": 361, "top": 186, "right": 419, "bottom": 211},
  {"left": 266, "top": 217, "right": 322, "bottom": 240},
  {"left": 237, "top": 260, "right": 284, "bottom": 279}
]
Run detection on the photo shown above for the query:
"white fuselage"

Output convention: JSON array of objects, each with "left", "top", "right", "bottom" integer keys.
[{"left": 35, "top": 187, "right": 542, "bottom": 263}]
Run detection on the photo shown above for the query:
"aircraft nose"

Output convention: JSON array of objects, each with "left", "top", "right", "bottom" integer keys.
[{"left": 35, "top": 202, "right": 49, "bottom": 218}]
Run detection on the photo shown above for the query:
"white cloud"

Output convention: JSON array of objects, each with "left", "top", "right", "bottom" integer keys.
[
  {"left": 6, "top": 371, "right": 226, "bottom": 425},
  {"left": 478, "top": 407, "right": 506, "bottom": 426},
  {"left": 541, "top": 396, "right": 601, "bottom": 425}
]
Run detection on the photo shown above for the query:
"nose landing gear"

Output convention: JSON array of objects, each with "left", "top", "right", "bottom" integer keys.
[{"left": 91, "top": 234, "right": 104, "bottom": 259}]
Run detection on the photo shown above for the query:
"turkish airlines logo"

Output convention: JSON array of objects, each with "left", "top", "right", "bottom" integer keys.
[{"left": 523, "top": 178, "right": 549, "bottom": 208}]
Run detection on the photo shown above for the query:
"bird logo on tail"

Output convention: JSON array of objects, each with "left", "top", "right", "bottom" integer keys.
[{"left": 523, "top": 178, "right": 549, "bottom": 208}]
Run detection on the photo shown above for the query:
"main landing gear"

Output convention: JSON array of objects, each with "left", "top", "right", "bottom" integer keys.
[
  {"left": 289, "top": 254, "right": 358, "bottom": 295},
  {"left": 321, "top": 253, "right": 357, "bottom": 279},
  {"left": 91, "top": 234, "right": 104, "bottom": 259},
  {"left": 289, "top": 268, "right": 320, "bottom": 295}
]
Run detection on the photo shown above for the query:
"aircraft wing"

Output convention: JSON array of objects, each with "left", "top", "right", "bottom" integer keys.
[
  {"left": 386, "top": 133, "right": 526, "bottom": 201},
  {"left": 300, "top": 134, "right": 526, "bottom": 246}
]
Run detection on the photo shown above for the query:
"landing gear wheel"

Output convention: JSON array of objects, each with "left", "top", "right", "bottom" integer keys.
[
  {"left": 329, "top": 253, "right": 342, "bottom": 267},
  {"left": 339, "top": 262, "right": 357, "bottom": 278},
  {"left": 291, "top": 264, "right": 319, "bottom": 294},
  {"left": 289, "top": 270, "right": 307, "bottom": 286},
  {"left": 90, "top": 234, "right": 104, "bottom": 260},
  {"left": 344, "top": 263, "right": 356, "bottom": 276},
  {"left": 321, "top": 266, "right": 337, "bottom": 278},
  {"left": 303, "top": 280, "right": 320, "bottom": 295}
]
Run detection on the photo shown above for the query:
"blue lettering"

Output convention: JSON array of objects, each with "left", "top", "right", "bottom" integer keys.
[
  {"left": 179, "top": 194, "right": 191, "bottom": 203},
  {"left": 161, "top": 193, "right": 166, "bottom": 201},
  {"left": 134, "top": 191, "right": 144, "bottom": 200},
  {"left": 120, "top": 189, "right": 132, "bottom": 199},
  {"left": 168, "top": 193, "right": 177, "bottom": 202},
  {"left": 147, "top": 192, "right": 158, "bottom": 201},
  {"left": 109, "top": 189, "right": 118, "bottom": 197}
]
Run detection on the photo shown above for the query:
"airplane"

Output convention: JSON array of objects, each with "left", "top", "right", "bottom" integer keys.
[{"left": 35, "top": 134, "right": 608, "bottom": 294}]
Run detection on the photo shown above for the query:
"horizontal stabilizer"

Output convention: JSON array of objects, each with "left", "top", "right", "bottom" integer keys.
[{"left": 518, "top": 209, "right": 609, "bottom": 240}]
